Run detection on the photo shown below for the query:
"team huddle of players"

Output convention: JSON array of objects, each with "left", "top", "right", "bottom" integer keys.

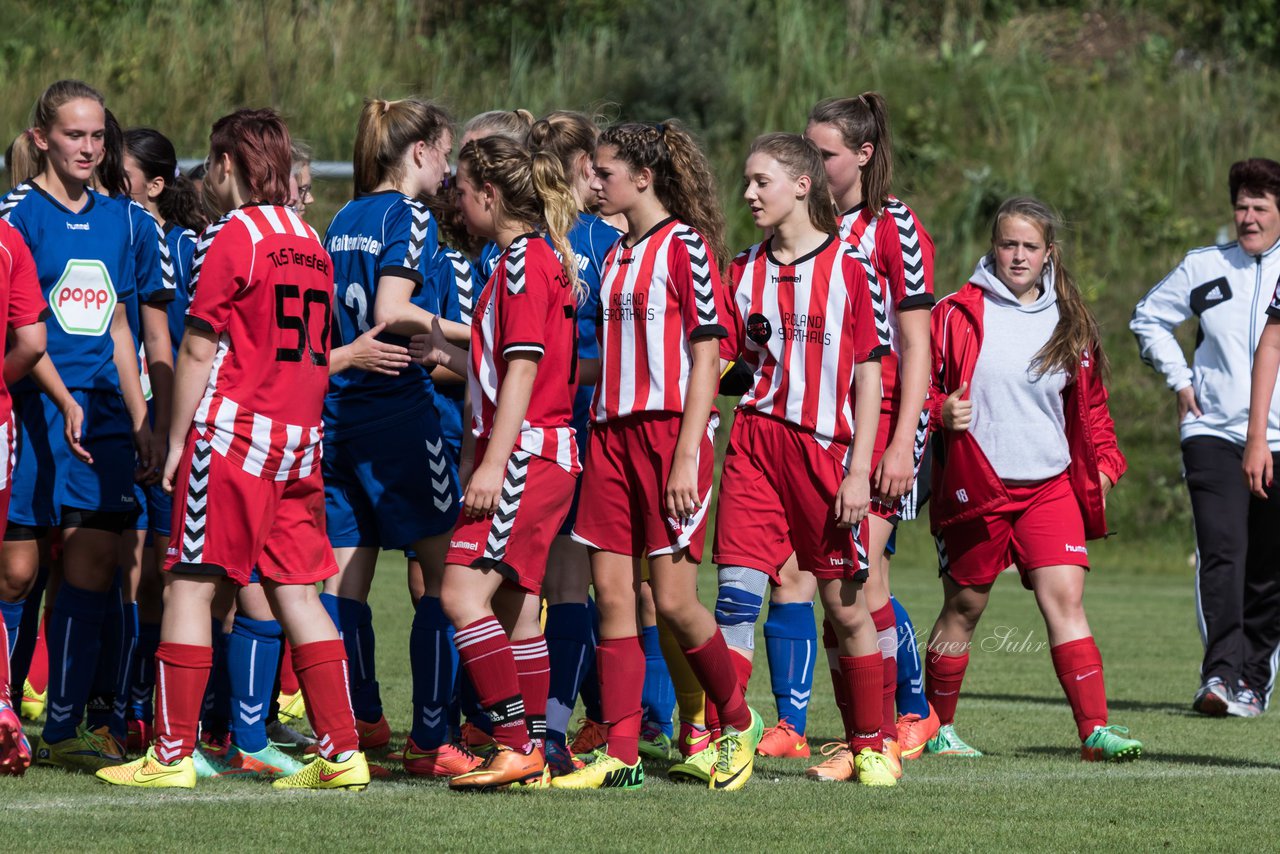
[{"left": 0, "top": 77, "right": 1143, "bottom": 793}]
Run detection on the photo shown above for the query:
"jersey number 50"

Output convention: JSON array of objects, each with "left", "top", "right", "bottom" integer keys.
[{"left": 275, "top": 283, "right": 331, "bottom": 366}]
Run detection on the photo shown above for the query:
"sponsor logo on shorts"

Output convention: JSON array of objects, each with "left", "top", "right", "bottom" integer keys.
[
  {"left": 166, "top": 546, "right": 179, "bottom": 557},
  {"left": 1065, "top": 544, "right": 1087, "bottom": 554},
  {"left": 450, "top": 539, "right": 480, "bottom": 551},
  {"left": 829, "top": 557, "right": 852, "bottom": 567}
]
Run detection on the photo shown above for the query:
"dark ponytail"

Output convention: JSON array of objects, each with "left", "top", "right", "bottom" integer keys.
[
  {"left": 96, "top": 109, "right": 128, "bottom": 197},
  {"left": 808, "top": 92, "right": 893, "bottom": 218},
  {"left": 124, "top": 127, "right": 207, "bottom": 233}
]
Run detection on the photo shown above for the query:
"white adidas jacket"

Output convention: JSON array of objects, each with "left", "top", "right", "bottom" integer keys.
[{"left": 1131, "top": 237, "right": 1280, "bottom": 449}]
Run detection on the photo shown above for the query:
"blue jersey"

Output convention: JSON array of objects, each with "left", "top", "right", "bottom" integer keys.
[
  {"left": 421, "top": 245, "right": 475, "bottom": 450},
  {"left": 163, "top": 222, "right": 198, "bottom": 358},
  {"left": 478, "top": 240, "right": 502, "bottom": 280},
  {"left": 565, "top": 213, "right": 620, "bottom": 430},
  {"left": 323, "top": 191, "right": 440, "bottom": 440},
  {"left": 0, "top": 182, "right": 136, "bottom": 392},
  {"left": 115, "top": 198, "right": 176, "bottom": 402}
]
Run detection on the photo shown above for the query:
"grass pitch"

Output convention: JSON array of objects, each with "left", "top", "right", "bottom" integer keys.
[{"left": 5, "top": 533, "right": 1278, "bottom": 853}]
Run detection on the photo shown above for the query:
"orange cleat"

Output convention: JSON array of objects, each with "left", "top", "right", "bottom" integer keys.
[
  {"left": 449, "top": 745, "right": 546, "bottom": 792},
  {"left": 897, "top": 704, "right": 940, "bottom": 760},
  {"left": 755, "top": 720, "right": 810, "bottom": 758},
  {"left": 357, "top": 716, "right": 392, "bottom": 750},
  {"left": 402, "top": 738, "right": 482, "bottom": 777},
  {"left": 677, "top": 721, "right": 712, "bottom": 758},
  {"left": 805, "top": 742, "right": 856, "bottom": 782},
  {"left": 569, "top": 718, "right": 607, "bottom": 756},
  {"left": 882, "top": 737, "right": 903, "bottom": 779},
  {"left": 461, "top": 722, "right": 497, "bottom": 758}
]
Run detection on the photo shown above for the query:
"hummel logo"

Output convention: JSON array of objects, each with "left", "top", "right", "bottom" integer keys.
[{"left": 1075, "top": 670, "right": 1099, "bottom": 681}]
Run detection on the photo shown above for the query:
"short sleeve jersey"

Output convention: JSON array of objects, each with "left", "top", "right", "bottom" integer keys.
[
  {"left": 0, "top": 182, "right": 136, "bottom": 392},
  {"left": 163, "top": 223, "right": 198, "bottom": 358},
  {"left": 724, "top": 236, "right": 890, "bottom": 451},
  {"left": 469, "top": 235, "right": 579, "bottom": 473},
  {"left": 592, "top": 217, "right": 728, "bottom": 423},
  {"left": 187, "top": 205, "right": 333, "bottom": 481},
  {"left": 566, "top": 212, "right": 621, "bottom": 430},
  {"left": 323, "top": 191, "right": 440, "bottom": 439},
  {"left": 421, "top": 244, "right": 471, "bottom": 449},
  {"left": 0, "top": 219, "right": 49, "bottom": 421},
  {"left": 116, "top": 198, "right": 177, "bottom": 401},
  {"left": 838, "top": 197, "right": 935, "bottom": 407}
]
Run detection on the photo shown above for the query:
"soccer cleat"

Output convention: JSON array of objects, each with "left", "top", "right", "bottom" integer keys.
[
  {"left": 272, "top": 751, "right": 371, "bottom": 791},
  {"left": 1229, "top": 681, "right": 1263, "bottom": 718},
  {"left": 882, "top": 738, "right": 903, "bottom": 779},
  {"left": 543, "top": 740, "right": 584, "bottom": 777},
  {"left": 448, "top": 745, "right": 545, "bottom": 792},
  {"left": 461, "top": 722, "right": 497, "bottom": 758},
  {"left": 96, "top": 748, "right": 197, "bottom": 788},
  {"left": 925, "top": 723, "right": 983, "bottom": 757},
  {"left": 402, "top": 738, "right": 482, "bottom": 777},
  {"left": 668, "top": 746, "right": 717, "bottom": 784},
  {"left": 1192, "top": 677, "right": 1233, "bottom": 717},
  {"left": 276, "top": 691, "right": 307, "bottom": 727},
  {"left": 853, "top": 747, "right": 899, "bottom": 787},
  {"left": 192, "top": 747, "right": 230, "bottom": 779},
  {"left": 806, "top": 742, "right": 856, "bottom": 782},
  {"left": 36, "top": 727, "right": 126, "bottom": 772},
  {"left": 199, "top": 731, "right": 232, "bottom": 760},
  {"left": 126, "top": 719, "right": 154, "bottom": 754},
  {"left": 0, "top": 701, "right": 32, "bottom": 776},
  {"left": 677, "top": 721, "right": 712, "bottom": 758},
  {"left": 638, "top": 723, "right": 671, "bottom": 761},
  {"left": 709, "top": 706, "right": 764, "bottom": 791},
  {"left": 219, "top": 743, "right": 307, "bottom": 778},
  {"left": 1081, "top": 725, "right": 1142, "bottom": 762},
  {"left": 897, "top": 704, "right": 941, "bottom": 759},
  {"left": 509, "top": 764, "right": 552, "bottom": 790},
  {"left": 756, "top": 719, "right": 810, "bottom": 758},
  {"left": 267, "top": 719, "right": 316, "bottom": 749},
  {"left": 569, "top": 717, "right": 607, "bottom": 757},
  {"left": 358, "top": 716, "right": 391, "bottom": 750},
  {"left": 550, "top": 750, "right": 644, "bottom": 790},
  {"left": 20, "top": 679, "right": 45, "bottom": 721}
]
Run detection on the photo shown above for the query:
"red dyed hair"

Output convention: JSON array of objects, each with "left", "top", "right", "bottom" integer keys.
[{"left": 209, "top": 108, "right": 292, "bottom": 205}]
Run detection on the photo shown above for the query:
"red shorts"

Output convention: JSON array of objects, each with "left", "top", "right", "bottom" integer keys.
[
  {"left": 713, "top": 411, "right": 869, "bottom": 582},
  {"left": 868, "top": 406, "right": 929, "bottom": 521},
  {"left": 571, "top": 413, "right": 715, "bottom": 562},
  {"left": 164, "top": 434, "right": 337, "bottom": 586},
  {"left": 446, "top": 442, "right": 577, "bottom": 594},
  {"left": 938, "top": 471, "right": 1088, "bottom": 589}
]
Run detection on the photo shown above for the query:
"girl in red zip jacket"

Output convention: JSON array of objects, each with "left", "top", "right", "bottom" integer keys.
[{"left": 923, "top": 197, "right": 1142, "bottom": 762}]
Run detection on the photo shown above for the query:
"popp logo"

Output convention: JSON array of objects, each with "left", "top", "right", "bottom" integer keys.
[{"left": 50, "top": 260, "right": 117, "bottom": 336}]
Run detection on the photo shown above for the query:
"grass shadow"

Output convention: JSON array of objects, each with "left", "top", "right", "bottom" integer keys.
[{"left": 966, "top": 691, "right": 1190, "bottom": 715}]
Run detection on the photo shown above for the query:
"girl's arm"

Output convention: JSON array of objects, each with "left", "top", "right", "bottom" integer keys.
[
  {"left": 666, "top": 337, "right": 719, "bottom": 522},
  {"left": 835, "top": 359, "right": 883, "bottom": 527},
  {"left": 141, "top": 302, "right": 174, "bottom": 444},
  {"left": 29, "top": 354, "right": 91, "bottom": 464},
  {"left": 3, "top": 322, "right": 46, "bottom": 387},
  {"left": 409, "top": 318, "right": 468, "bottom": 376},
  {"left": 329, "top": 321, "right": 412, "bottom": 376},
  {"left": 874, "top": 305, "right": 929, "bottom": 502},
  {"left": 162, "top": 326, "right": 218, "bottom": 493},
  {"left": 373, "top": 276, "right": 470, "bottom": 343},
  {"left": 463, "top": 356, "right": 537, "bottom": 518},
  {"left": 111, "top": 304, "right": 161, "bottom": 478},
  {"left": 1244, "top": 319, "right": 1280, "bottom": 497}
]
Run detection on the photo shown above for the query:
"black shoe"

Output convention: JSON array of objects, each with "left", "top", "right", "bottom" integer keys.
[
  {"left": 1192, "top": 676, "right": 1233, "bottom": 716},
  {"left": 1228, "top": 681, "right": 1263, "bottom": 718}
]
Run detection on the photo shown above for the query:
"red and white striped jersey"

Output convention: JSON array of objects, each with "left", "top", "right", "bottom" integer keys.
[
  {"left": 723, "top": 235, "right": 890, "bottom": 450},
  {"left": 187, "top": 205, "right": 334, "bottom": 481},
  {"left": 838, "top": 197, "right": 935, "bottom": 406},
  {"left": 592, "top": 217, "right": 728, "bottom": 422},
  {"left": 0, "top": 219, "right": 46, "bottom": 425},
  {"left": 469, "top": 234, "right": 580, "bottom": 473}
]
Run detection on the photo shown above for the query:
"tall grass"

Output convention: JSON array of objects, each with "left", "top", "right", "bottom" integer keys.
[{"left": 4, "top": 0, "right": 1280, "bottom": 553}]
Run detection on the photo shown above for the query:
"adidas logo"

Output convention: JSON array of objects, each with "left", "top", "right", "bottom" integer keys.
[{"left": 1205, "top": 285, "right": 1225, "bottom": 302}]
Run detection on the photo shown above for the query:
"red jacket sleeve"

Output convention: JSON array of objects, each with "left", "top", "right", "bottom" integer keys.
[
  {"left": 1083, "top": 345, "right": 1127, "bottom": 484},
  {"left": 927, "top": 299, "right": 951, "bottom": 431}
]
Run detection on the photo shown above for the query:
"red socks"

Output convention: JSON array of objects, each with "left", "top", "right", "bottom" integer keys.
[
  {"left": 870, "top": 602, "right": 898, "bottom": 743},
  {"left": 154, "top": 642, "right": 212, "bottom": 763},
  {"left": 455, "top": 617, "right": 529, "bottom": 751},
  {"left": 27, "top": 610, "right": 49, "bottom": 696},
  {"left": 683, "top": 632, "right": 750, "bottom": 732},
  {"left": 1051, "top": 637, "right": 1108, "bottom": 740},
  {"left": 597, "top": 636, "right": 645, "bottom": 764},
  {"left": 839, "top": 654, "right": 883, "bottom": 752},
  {"left": 512, "top": 635, "right": 550, "bottom": 748},
  {"left": 279, "top": 641, "right": 299, "bottom": 696},
  {"left": 0, "top": 612, "right": 10, "bottom": 706},
  {"left": 822, "top": 619, "right": 851, "bottom": 722},
  {"left": 703, "top": 648, "right": 753, "bottom": 739},
  {"left": 925, "top": 650, "right": 968, "bottom": 726},
  {"left": 292, "top": 639, "right": 359, "bottom": 759}
]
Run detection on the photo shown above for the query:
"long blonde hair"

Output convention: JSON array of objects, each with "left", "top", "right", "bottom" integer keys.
[
  {"left": 14, "top": 80, "right": 105, "bottom": 181},
  {"left": 352, "top": 98, "right": 451, "bottom": 195},
  {"left": 748, "top": 132, "right": 837, "bottom": 235}
]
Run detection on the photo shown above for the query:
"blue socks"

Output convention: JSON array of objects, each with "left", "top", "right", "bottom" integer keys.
[
  {"left": 0, "top": 598, "right": 22, "bottom": 658},
  {"left": 228, "top": 615, "right": 282, "bottom": 753},
  {"left": 763, "top": 601, "right": 817, "bottom": 734},
  {"left": 86, "top": 574, "right": 124, "bottom": 732},
  {"left": 132, "top": 622, "right": 161, "bottom": 721},
  {"left": 9, "top": 565, "right": 47, "bottom": 694},
  {"left": 409, "top": 596, "right": 456, "bottom": 749},
  {"left": 892, "top": 595, "right": 930, "bottom": 718},
  {"left": 202, "top": 617, "right": 231, "bottom": 739},
  {"left": 544, "top": 602, "right": 596, "bottom": 745},
  {"left": 107, "top": 601, "right": 139, "bottom": 742},
  {"left": 42, "top": 582, "right": 109, "bottom": 743},
  {"left": 641, "top": 623, "right": 675, "bottom": 737},
  {"left": 322, "top": 592, "right": 381, "bottom": 723},
  {"left": 578, "top": 596, "right": 603, "bottom": 723}
]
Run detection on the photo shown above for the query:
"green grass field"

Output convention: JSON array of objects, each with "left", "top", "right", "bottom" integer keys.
[{"left": 5, "top": 529, "right": 1277, "bottom": 853}]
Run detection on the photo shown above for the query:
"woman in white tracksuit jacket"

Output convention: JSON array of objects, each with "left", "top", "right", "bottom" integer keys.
[{"left": 1130, "top": 157, "right": 1280, "bottom": 718}]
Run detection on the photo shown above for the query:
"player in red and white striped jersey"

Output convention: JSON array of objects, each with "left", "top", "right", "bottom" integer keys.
[
  {"left": 413, "top": 135, "right": 582, "bottom": 791},
  {"left": 98, "top": 110, "right": 368, "bottom": 791},
  {"left": 713, "top": 134, "right": 894, "bottom": 786}
]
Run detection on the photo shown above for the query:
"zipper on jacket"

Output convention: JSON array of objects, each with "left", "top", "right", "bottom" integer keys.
[{"left": 1251, "top": 254, "right": 1263, "bottom": 370}]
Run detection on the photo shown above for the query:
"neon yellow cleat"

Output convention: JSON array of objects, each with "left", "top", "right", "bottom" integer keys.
[
  {"left": 272, "top": 751, "right": 370, "bottom": 791},
  {"left": 549, "top": 750, "right": 644, "bottom": 790},
  {"left": 96, "top": 748, "right": 197, "bottom": 788},
  {"left": 668, "top": 745, "right": 717, "bottom": 784},
  {"left": 35, "top": 727, "right": 125, "bottom": 772},
  {"left": 854, "top": 747, "right": 899, "bottom": 787},
  {"left": 276, "top": 691, "right": 307, "bottom": 727},
  {"left": 20, "top": 679, "right": 45, "bottom": 722},
  {"left": 709, "top": 706, "right": 764, "bottom": 791}
]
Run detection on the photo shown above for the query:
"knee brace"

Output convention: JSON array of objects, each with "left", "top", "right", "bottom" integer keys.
[{"left": 714, "top": 565, "right": 769, "bottom": 651}]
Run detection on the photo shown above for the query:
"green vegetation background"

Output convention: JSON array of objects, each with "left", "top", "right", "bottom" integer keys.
[{"left": 5, "top": 0, "right": 1280, "bottom": 570}]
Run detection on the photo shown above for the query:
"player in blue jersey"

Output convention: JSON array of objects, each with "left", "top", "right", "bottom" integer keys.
[
  {"left": 1, "top": 80, "right": 160, "bottom": 772},
  {"left": 320, "top": 97, "right": 470, "bottom": 764}
]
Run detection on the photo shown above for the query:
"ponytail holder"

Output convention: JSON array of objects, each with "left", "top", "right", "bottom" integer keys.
[
  {"left": 654, "top": 123, "right": 666, "bottom": 135},
  {"left": 24, "top": 128, "right": 34, "bottom": 141},
  {"left": 173, "top": 165, "right": 181, "bottom": 179}
]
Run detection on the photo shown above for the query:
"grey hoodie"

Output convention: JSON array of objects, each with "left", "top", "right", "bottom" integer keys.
[{"left": 968, "top": 255, "right": 1071, "bottom": 481}]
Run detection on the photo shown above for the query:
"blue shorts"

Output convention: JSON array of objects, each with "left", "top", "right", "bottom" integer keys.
[
  {"left": 9, "top": 390, "right": 138, "bottom": 527},
  {"left": 131, "top": 481, "right": 173, "bottom": 538},
  {"left": 324, "top": 407, "right": 460, "bottom": 550}
]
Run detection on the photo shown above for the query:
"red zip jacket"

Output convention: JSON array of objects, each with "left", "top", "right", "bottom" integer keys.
[{"left": 926, "top": 282, "right": 1126, "bottom": 539}]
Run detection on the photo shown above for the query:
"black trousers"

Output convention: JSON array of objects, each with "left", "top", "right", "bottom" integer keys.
[{"left": 1183, "top": 436, "right": 1280, "bottom": 700}]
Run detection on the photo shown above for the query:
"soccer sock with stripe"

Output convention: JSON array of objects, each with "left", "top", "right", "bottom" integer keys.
[
  {"left": 228, "top": 615, "right": 282, "bottom": 753},
  {"left": 132, "top": 622, "right": 161, "bottom": 721},
  {"left": 321, "top": 593, "right": 381, "bottom": 723},
  {"left": 454, "top": 616, "right": 530, "bottom": 751},
  {"left": 640, "top": 623, "right": 675, "bottom": 737},
  {"left": 8, "top": 565, "right": 47, "bottom": 698},
  {"left": 42, "top": 582, "right": 108, "bottom": 743},
  {"left": 0, "top": 599, "right": 21, "bottom": 658},
  {"left": 597, "top": 635, "right": 645, "bottom": 764},
  {"left": 925, "top": 649, "right": 969, "bottom": 726},
  {"left": 86, "top": 573, "right": 124, "bottom": 732},
  {"left": 0, "top": 611, "right": 10, "bottom": 705},
  {"left": 20, "top": 604, "right": 50, "bottom": 699},
  {"left": 292, "top": 639, "right": 359, "bottom": 759},
  {"left": 891, "top": 596, "right": 930, "bottom": 718},
  {"left": 408, "top": 596, "right": 456, "bottom": 750},
  {"left": 201, "top": 617, "right": 231, "bottom": 739},
  {"left": 544, "top": 602, "right": 594, "bottom": 745},
  {"left": 512, "top": 635, "right": 550, "bottom": 749},
  {"left": 763, "top": 601, "right": 816, "bottom": 734},
  {"left": 682, "top": 632, "right": 750, "bottom": 732},
  {"left": 1051, "top": 637, "right": 1108, "bottom": 740},
  {"left": 154, "top": 642, "right": 213, "bottom": 763},
  {"left": 839, "top": 653, "right": 884, "bottom": 752},
  {"left": 108, "top": 600, "right": 140, "bottom": 743},
  {"left": 871, "top": 602, "right": 898, "bottom": 744}
]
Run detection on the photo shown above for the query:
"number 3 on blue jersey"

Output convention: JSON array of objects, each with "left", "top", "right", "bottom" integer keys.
[{"left": 343, "top": 281, "right": 371, "bottom": 334}]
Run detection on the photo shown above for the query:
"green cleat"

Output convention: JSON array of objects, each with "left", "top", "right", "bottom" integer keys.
[
  {"left": 1081, "top": 725, "right": 1142, "bottom": 762},
  {"left": 35, "top": 727, "right": 125, "bottom": 772},
  {"left": 710, "top": 706, "right": 764, "bottom": 791},
  {"left": 668, "top": 745, "right": 717, "bottom": 784},
  {"left": 638, "top": 725, "right": 671, "bottom": 762},
  {"left": 925, "top": 723, "right": 983, "bottom": 757},
  {"left": 549, "top": 750, "right": 644, "bottom": 790}
]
